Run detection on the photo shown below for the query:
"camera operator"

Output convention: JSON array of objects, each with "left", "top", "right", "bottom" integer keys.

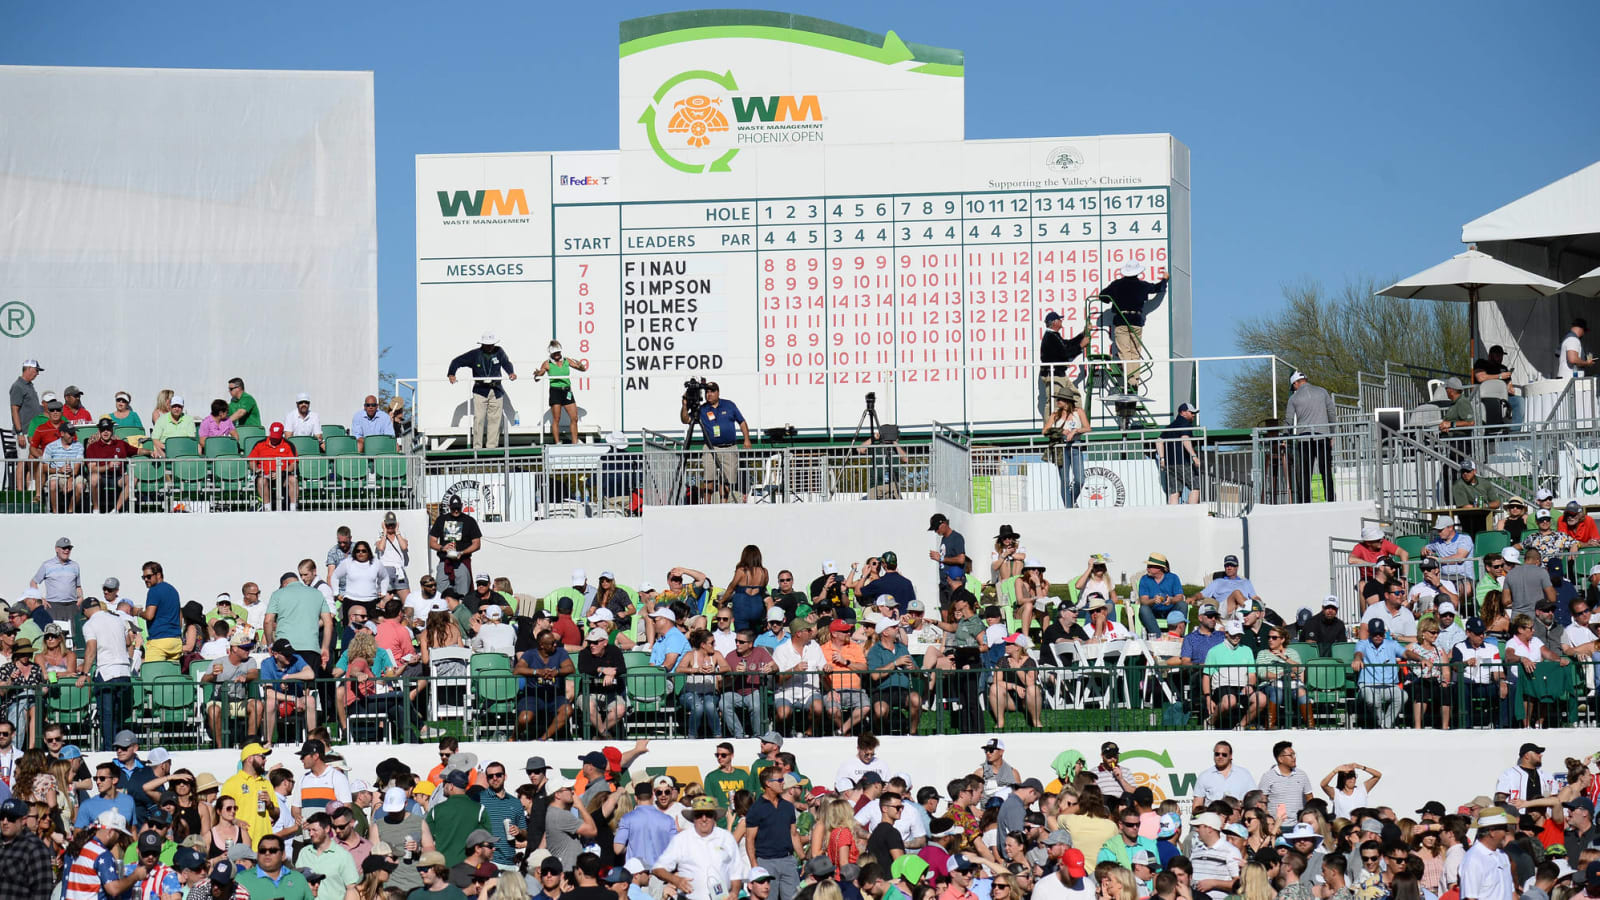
[
  {"left": 853, "top": 422, "right": 908, "bottom": 500},
  {"left": 679, "top": 380, "right": 750, "bottom": 503}
]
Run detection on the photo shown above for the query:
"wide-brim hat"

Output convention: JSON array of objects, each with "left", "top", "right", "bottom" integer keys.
[{"left": 995, "top": 524, "right": 1021, "bottom": 541}]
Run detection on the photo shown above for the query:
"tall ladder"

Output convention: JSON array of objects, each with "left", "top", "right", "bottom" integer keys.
[{"left": 1084, "top": 294, "right": 1159, "bottom": 431}]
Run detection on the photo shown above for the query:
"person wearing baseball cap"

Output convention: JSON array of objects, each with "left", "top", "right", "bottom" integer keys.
[
  {"left": 0, "top": 796, "right": 51, "bottom": 897},
  {"left": 1193, "top": 554, "right": 1264, "bottom": 624},
  {"left": 1453, "top": 614, "right": 1507, "bottom": 728},
  {"left": 1201, "top": 618, "right": 1265, "bottom": 729},
  {"left": 1039, "top": 306, "right": 1089, "bottom": 414},
  {"left": 1352, "top": 618, "right": 1403, "bottom": 728},
  {"left": 1494, "top": 744, "right": 1555, "bottom": 809},
  {"left": 856, "top": 550, "right": 915, "bottom": 618},
  {"left": 247, "top": 421, "right": 300, "bottom": 510}
]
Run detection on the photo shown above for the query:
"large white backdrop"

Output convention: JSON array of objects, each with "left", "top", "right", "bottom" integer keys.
[{"left": 0, "top": 66, "right": 378, "bottom": 428}]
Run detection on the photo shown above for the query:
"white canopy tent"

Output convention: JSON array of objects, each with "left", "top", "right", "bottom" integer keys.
[{"left": 1462, "top": 160, "right": 1600, "bottom": 379}]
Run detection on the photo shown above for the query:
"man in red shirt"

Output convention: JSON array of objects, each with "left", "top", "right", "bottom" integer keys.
[
  {"left": 84, "top": 418, "right": 139, "bottom": 513},
  {"left": 1559, "top": 502, "right": 1600, "bottom": 547},
  {"left": 248, "top": 423, "right": 299, "bottom": 511},
  {"left": 61, "top": 386, "right": 93, "bottom": 425}
]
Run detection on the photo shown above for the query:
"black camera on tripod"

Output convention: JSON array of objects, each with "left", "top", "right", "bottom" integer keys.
[
  {"left": 683, "top": 377, "right": 711, "bottom": 407},
  {"left": 865, "top": 391, "right": 877, "bottom": 411}
]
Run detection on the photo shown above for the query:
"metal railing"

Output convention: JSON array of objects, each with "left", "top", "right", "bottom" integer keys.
[
  {"left": 968, "top": 428, "right": 1225, "bottom": 514},
  {"left": 2, "top": 455, "right": 420, "bottom": 515},
  {"left": 420, "top": 441, "right": 935, "bottom": 519},
  {"left": 30, "top": 653, "right": 1594, "bottom": 750},
  {"left": 1249, "top": 423, "right": 1377, "bottom": 507},
  {"left": 1325, "top": 544, "right": 1600, "bottom": 624},
  {"left": 396, "top": 355, "right": 1297, "bottom": 447}
]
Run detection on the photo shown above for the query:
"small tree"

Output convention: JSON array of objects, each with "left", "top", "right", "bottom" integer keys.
[{"left": 1222, "top": 277, "right": 1468, "bottom": 427}]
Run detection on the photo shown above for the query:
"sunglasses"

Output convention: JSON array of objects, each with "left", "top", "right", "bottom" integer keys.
[{"left": 1362, "top": 855, "right": 1379, "bottom": 862}]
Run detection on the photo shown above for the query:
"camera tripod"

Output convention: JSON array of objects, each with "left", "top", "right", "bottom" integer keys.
[{"left": 852, "top": 393, "right": 881, "bottom": 443}]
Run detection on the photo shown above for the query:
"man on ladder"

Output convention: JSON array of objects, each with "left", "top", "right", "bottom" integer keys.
[{"left": 1099, "top": 262, "right": 1168, "bottom": 392}]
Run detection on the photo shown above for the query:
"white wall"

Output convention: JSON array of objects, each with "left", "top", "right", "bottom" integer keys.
[
  {"left": 6, "top": 499, "right": 1369, "bottom": 615},
  {"left": 77, "top": 727, "right": 1573, "bottom": 822},
  {"left": 1242, "top": 501, "right": 1376, "bottom": 620}
]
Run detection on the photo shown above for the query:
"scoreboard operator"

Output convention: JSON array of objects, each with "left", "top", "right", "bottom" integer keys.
[
  {"left": 680, "top": 380, "right": 750, "bottom": 503},
  {"left": 1038, "top": 310, "right": 1090, "bottom": 418},
  {"left": 1099, "top": 262, "right": 1169, "bottom": 391}
]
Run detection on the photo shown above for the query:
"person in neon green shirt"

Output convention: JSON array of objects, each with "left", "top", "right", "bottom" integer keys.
[
  {"left": 149, "top": 396, "right": 197, "bottom": 458},
  {"left": 535, "top": 340, "right": 588, "bottom": 445}
]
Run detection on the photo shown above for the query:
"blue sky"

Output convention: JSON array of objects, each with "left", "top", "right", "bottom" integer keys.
[{"left": 7, "top": 1, "right": 1597, "bottom": 382}]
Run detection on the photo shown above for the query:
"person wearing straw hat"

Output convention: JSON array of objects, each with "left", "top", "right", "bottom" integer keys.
[
  {"left": 1459, "top": 807, "right": 1514, "bottom": 900},
  {"left": 1136, "top": 553, "right": 1187, "bottom": 637},
  {"left": 653, "top": 796, "right": 747, "bottom": 900},
  {"left": 1098, "top": 261, "right": 1167, "bottom": 391}
]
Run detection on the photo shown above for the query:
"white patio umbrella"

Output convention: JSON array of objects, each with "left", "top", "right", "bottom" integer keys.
[
  {"left": 1559, "top": 265, "right": 1600, "bottom": 298},
  {"left": 1377, "top": 247, "right": 1564, "bottom": 357}
]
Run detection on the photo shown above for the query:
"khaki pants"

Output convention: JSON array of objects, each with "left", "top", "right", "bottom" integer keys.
[
  {"left": 1114, "top": 324, "right": 1145, "bottom": 387},
  {"left": 701, "top": 445, "right": 741, "bottom": 501},
  {"left": 472, "top": 393, "right": 504, "bottom": 449}
]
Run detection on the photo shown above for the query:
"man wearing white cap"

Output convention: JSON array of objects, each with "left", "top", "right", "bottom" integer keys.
[
  {"left": 9, "top": 359, "right": 43, "bottom": 491},
  {"left": 1201, "top": 620, "right": 1265, "bottom": 729},
  {"left": 149, "top": 395, "right": 197, "bottom": 459},
  {"left": 1188, "top": 812, "right": 1241, "bottom": 900},
  {"left": 1348, "top": 524, "right": 1408, "bottom": 577},
  {"left": 1287, "top": 370, "right": 1337, "bottom": 503},
  {"left": 1098, "top": 261, "right": 1168, "bottom": 390},
  {"left": 284, "top": 392, "right": 324, "bottom": 448},
  {"left": 446, "top": 334, "right": 517, "bottom": 449}
]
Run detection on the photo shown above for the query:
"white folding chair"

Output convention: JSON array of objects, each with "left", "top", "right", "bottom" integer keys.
[{"left": 428, "top": 646, "right": 474, "bottom": 724}]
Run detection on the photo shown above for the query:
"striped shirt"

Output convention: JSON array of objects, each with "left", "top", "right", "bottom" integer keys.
[
  {"left": 64, "top": 840, "right": 110, "bottom": 900},
  {"left": 138, "top": 863, "right": 180, "bottom": 900},
  {"left": 476, "top": 789, "right": 527, "bottom": 866},
  {"left": 295, "top": 768, "right": 351, "bottom": 814},
  {"left": 1257, "top": 766, "right": 1314, "bottom": 820}
]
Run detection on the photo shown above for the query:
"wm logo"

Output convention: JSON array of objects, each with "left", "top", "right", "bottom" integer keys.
[
  {"left": 436, "top": 189, "right": 529, "bottom": 218},
  {"left": 731, "top": 95, "right": 822, "bottom": 123}
]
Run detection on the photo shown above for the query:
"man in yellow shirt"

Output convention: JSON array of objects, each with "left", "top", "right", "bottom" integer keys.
[{"left": 222, "top": 743, "right": 279, "bottom": 846}]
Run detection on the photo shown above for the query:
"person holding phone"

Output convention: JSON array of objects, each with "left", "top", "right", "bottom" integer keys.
[{"left": 375, "top": 511, "right": 410, "bottom": 602}]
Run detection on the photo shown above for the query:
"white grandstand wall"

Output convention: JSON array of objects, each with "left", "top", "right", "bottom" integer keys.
[
  {"left": 76, "top": 728, "right": 1574, "bottom": 817},
  {"left": 8, "top": 498, "right": 1372, "bottom": 616}
]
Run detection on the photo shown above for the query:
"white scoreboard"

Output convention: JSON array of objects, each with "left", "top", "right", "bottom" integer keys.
[{"left": 417, "top": 11, "right": 1191, "bottom": 438}]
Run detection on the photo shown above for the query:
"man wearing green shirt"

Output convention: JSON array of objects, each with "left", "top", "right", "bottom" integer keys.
[
  {"left": 703, "top": 742, "right": 754, "bottom": 811},
  {"left": 228, "top": 378, "right": 263, "bottom": 428},
  {"left": 263, "top": 573, "right": 333, "bottom": 666},
  {"left": 422, "top": 770, "right": 490, "bottom": 868},
  {"left": 295, "top": 812, "right": 360, "bottom": 899},
  {"left": 1201, "top": 620, "right": 1266, "bottom": 729},
  {"left": 149, "top": 396, "right": 197, "bottom": 458},
  {"left": 1438, "top": 377, "right": 1476, "bottom": 432},
  {"left": 243, "top": 835, "right": 315, "bottom": 900}
]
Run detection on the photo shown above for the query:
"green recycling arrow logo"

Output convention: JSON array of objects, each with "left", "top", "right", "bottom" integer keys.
[{"left": 639, "top": 68, "right": 741, "bottom": 174}]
